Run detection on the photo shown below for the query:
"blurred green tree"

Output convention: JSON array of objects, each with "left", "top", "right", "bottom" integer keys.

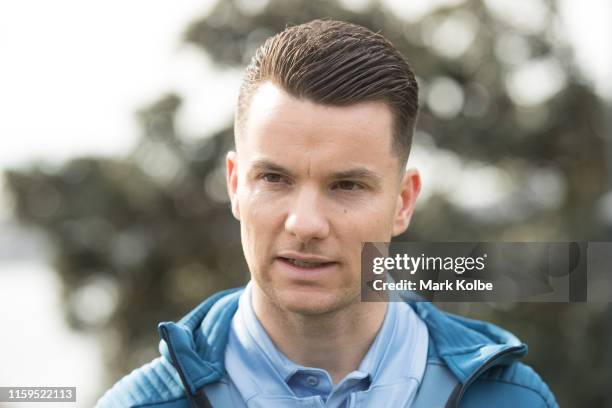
[{"left": 4, "top": 0, "right": 610, "bottom": 406}]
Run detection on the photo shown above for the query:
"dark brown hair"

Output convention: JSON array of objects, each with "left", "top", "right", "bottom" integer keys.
[{"left": 235, "top": 19, "right": 419, "bottom": 166}]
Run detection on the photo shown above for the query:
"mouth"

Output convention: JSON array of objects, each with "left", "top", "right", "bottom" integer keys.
[
  {"left": 275, "top": 256, "right": 339, "bottom": 280},
  {"left": 278, "top": 257, "right": 336, "bottom": 268}
]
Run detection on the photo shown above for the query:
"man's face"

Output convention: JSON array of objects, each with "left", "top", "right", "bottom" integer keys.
[{"left": 226, "top": 82, "right": 420, "bottom": 315}]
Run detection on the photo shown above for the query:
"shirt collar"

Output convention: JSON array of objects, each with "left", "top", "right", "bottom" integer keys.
[
  {"left": 239, "top": 281, "right": 300, "bottom": 382},
  {"left": 226, "top": 281, "right": 428, "bottom": 403},
  {"left": 239, "top": 281, "right": 402, "bottom": 381}
]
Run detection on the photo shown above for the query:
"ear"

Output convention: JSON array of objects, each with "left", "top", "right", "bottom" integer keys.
[
  {"left": 392, "top": 168, "right": 421, "bottom": 237},
  {"left": 225, "top": 150, "right": 240, "bottom": 220}
]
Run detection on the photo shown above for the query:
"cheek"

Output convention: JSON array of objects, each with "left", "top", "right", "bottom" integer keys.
[
  {"left": 238, "top": 189, "right": 284, "bottom": 258},
  {"left": 337, "top": 197, "right": 397, "bottom": 241},
  {"left": 241, "top": 187, "right": 284, "bottom": 223}
]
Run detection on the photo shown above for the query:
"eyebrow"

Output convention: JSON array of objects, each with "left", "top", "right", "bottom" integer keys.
[
  {"left": 250, "top": 159, "right": 290, "bottom": 175},
  {"left": 249, "top": 158, "right": 384, "bottom": 183},
  {"left": 331, "top": 168, "right": 384, "bottom": 183}
]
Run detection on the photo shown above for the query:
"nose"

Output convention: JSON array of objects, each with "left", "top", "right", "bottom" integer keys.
[{"left": 284, "top": 185, "right": 330, "bottom": 244}]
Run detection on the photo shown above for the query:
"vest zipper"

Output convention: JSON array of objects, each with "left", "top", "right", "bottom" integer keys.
[{"left": 159, "top": 324, "right": 214, "bottom": 408}]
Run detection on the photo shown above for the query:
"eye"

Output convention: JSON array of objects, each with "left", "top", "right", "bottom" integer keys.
[
  {"left": 261, "top": 173, "right": 285, "bottom": 183},
  {"left": 332, "top": 180, "right": 363, "bottom": 191}
]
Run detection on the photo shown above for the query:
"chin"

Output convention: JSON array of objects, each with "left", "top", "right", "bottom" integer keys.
[{"left": 276, "top": 287, "right": 358, "bottom": 316}]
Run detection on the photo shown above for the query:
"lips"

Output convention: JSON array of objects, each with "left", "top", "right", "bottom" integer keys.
[
  {"left": 278, "top": 257, "right": 335, "bottom": 268},
  {"left": 275, "top": 255, "right": 338, "bottom": 281}
]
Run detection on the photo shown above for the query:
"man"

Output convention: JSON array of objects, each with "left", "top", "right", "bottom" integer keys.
[{"left": 97, "top": 20, "right": 558, "bottom": 407}]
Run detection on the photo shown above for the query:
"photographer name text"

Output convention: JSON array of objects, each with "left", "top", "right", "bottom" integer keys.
[{"left": 372, "top": 279, "right": 493, "bottom": 292}]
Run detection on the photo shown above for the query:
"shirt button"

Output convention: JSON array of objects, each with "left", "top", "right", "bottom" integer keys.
[{"left": 306, "top": 376, "right": 319, "bottom": 387}]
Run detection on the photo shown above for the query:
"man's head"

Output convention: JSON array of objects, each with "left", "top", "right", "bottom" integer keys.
[
  {"left": 235, "top": 19, "right": 419, "bottom": 168},
  {"left": 226, "top": 19, "right": 421, "bottom": 316}
]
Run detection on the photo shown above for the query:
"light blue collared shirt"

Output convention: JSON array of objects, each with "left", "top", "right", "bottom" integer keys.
[{"left": 223, "top": 282, "right": 428, "bottom": 407}]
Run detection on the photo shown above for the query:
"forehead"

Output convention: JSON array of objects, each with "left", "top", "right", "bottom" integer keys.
[{"left": 239, "top": 82, "right": 399, "bottom": 175}]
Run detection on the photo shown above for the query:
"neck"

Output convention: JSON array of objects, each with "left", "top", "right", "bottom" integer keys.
[{"left": 252, "top": 284, "right": 388, "bottom": 385}]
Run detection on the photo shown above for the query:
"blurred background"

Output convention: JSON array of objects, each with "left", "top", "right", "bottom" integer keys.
[{"left": 1, "top": 0, "right": 611, "bottom": 406}]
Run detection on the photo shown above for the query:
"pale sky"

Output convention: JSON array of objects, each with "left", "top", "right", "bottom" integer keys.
[
  {"left": 0, "top": 0, "right": 239, "bottom": 170},
  {"left": 559, "top": 0, "right": 612, "bottom": 98}
]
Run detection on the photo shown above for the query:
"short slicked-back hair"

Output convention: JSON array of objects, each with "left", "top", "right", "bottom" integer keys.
[{"left": 235, "top": 19, "right": 419, "bottom": 167}]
